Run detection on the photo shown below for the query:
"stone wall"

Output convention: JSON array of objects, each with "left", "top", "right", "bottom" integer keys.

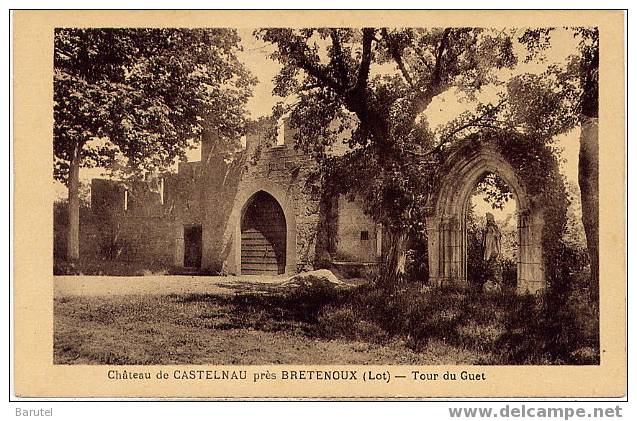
[
  {"left": 334, "top": 195, "right": 379, "bottom": 263},
  {"left": 86, "top": 178, "right": 175, "bottom": 266},
  {"left": 78, "top": 118, "right": 380, "bottom": 275},
  {"left": 218, "top": 119, "right": 324, "bottom": 274}
]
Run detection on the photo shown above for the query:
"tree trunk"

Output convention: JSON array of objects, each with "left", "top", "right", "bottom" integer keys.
[
  {"left": 579, "top": 116, "right": 599, "bottom": 297},
  {"left": 379, "top": 227, "right": 408, "bottom": 288},
  {"left": 66, "top": 143, "right": 81, "bottom": 261},
  {"left": 578, "top": 37, "right": 599, "bottom": 300}
]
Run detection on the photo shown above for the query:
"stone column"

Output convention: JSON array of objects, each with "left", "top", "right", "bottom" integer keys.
[
  {"left": 425, "top": 216, "right": 441, "bottom": 286},
  {"left": 516, "top": 209, "right": 545, "bottom": 294},
  {"left": 517, "top": 210, "right": 527, "bottom": 292},
  {"left": 427, "top": 215, "right": 467, "bottom": 288},
  {"left": 446, "top": 215, "right": 467, "bottom": 288}
]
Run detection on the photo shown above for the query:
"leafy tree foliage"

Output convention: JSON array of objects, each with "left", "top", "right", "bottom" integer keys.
[
  {"left": 256, "top": 27, "right": 517, "bottom": 283},
  {"left": 474, "top": 173, "right": 513, "bottom": 210},
  {"left": 54, "top": 28, "right": 255, "bottom": 260}
]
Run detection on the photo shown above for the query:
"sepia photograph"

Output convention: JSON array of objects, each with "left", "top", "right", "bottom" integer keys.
[
  {"left": 11, "top": 9, "right": 626, "bottom": 399},
  {"left": 52, "top": 25, "right": 600, "bottom": 366}
]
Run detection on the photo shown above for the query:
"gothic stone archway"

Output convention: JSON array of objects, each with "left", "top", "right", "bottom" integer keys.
[
  {"left": 224, "top": 180, "right": 297, "bottom": 276},
  {"left": 426, "top": 146, "right": 545, "bottom": 294},
  {"left": 240, "top": 191, "right": 287, "bottom": 275}
]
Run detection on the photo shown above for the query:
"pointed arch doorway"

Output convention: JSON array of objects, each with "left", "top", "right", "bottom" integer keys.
[
  {"left": 240, "top": 191, "right": 287, "bottom": 275},
  {"left": 426, "top": 146, "right": 545, "bottom": 294}
]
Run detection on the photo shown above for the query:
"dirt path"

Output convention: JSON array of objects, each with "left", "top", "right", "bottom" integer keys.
[{"left": 53, "top": 275, "right": 287, "bottom": 297}]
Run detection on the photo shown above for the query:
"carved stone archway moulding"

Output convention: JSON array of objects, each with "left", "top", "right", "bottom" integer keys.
[
  {"left": 426, "top": 144, "right": 545, "bottom": 294},
  {"left": 224, "top": 180, "right": 298, "bottom": 276}
]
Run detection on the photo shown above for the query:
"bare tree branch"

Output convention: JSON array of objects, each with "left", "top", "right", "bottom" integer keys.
[
  {"left": 405, "top": 98, "right": 509, "bottom": 160},
  {"left": 406, "top": 28, "right": 452, "bottom": 118},
  {"left": 381, "top": 29, "right": 414, "bottom": 87},
  {"left": 285, "top": 35, "right": 344, "bottom": 93},
  {"left": 439, "top": 99, "right": 508, "bottom": 143},
  {"left": 329, "top": 29, "right": 351, "bottom": 88},
  {"left": 431, "top": 28, "right": 452, "bottom": 85},
  {"left": 351, "top": 28, "right": 375, "bottom": 94}
]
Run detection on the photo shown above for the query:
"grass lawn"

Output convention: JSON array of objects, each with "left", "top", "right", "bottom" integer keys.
[
  {"left": 54, "top": 280, "right": 599, "bottom": 365},
  {"left": 54, "top": 292, "right": 491, "bottom": 365}
]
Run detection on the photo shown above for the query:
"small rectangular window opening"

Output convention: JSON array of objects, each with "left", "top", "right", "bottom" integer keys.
[{"left": 360, "top": 230, "right": 369, "bottom": 241}]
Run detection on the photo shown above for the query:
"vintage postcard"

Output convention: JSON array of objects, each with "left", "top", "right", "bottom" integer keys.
[{"left": 12, "top": 10, "right": 626, "bottom": 399}]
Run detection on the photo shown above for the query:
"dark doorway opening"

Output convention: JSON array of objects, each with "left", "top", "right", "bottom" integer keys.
[
  {"left": 241, "top": 191, "right": 286, "bottom": 275},
  {"left": 183, "top": 225, "right": 202, "bottom": 268},
  {"left": 466, "top": 172, "right": 518, "bottom": 290}
]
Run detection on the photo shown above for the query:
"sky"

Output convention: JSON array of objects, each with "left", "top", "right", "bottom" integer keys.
[{"left": 55, "top": 27, "right": 584, "bottom": 209}]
